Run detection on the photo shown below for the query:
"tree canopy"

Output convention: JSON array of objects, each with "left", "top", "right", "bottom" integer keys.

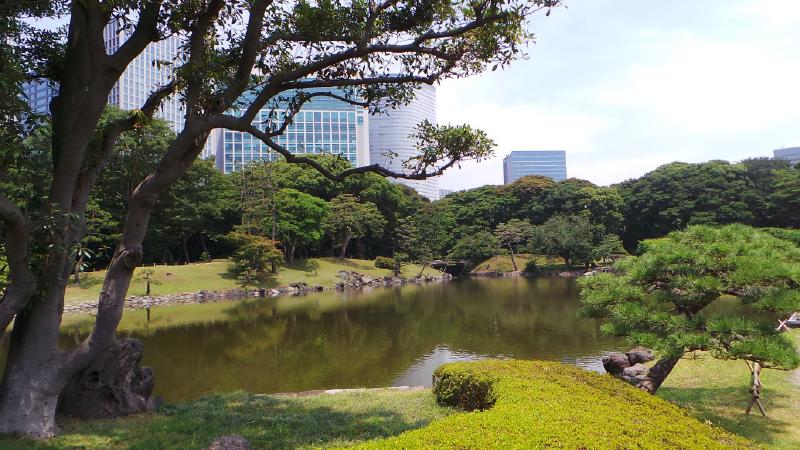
[
  {"left": 0, "top": 0, "right": 564, "bottom": 436},
  {"left": 579, "top": 224, "right": 800, "bottom": 393}
]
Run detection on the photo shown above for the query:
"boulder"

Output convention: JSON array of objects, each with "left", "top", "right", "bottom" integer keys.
[
  {"left": 206, "top": 435, "right": 251, "bottom": 450},
  {"left": 623, "top": 363, "right": 648, "bottom": 378},
  {"left": 626, "top": 347, "right": 654, "bottom": 364},
  {"left": 58, "top": 338, "right": 158, "bottom": 419},
  {"left": 601, "top": 353, "right": 631, "bottom": 375}
]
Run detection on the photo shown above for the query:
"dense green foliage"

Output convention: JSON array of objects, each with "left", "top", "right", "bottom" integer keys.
[
  {"left": 354, "top": 360, "right": 751, "bottom": 449},
  {"left": 579, "top": 224, "right": 800, "bottom": 369},
  {"left": 226, "top": 233, "right": 284, "bottom": 286},
  {"left": 530, "top": 215, "right": 596, "bottom": 266},
  {"left": 322, "top": 194, "right": 386, "bottom": 260},
  {"left": 618, "top": 160, "right": 799, "bottom": 247},
  {"left": 55, "top": 144, "right": 799, "bottom": 275}
]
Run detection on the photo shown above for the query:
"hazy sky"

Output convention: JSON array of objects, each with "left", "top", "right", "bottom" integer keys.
[{"left": 436, "top": 0, "right": 800, "bottom": 190}]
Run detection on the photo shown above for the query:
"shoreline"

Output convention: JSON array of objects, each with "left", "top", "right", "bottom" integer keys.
[
  {"left": 469, "top": 266, "right": 611, "bottom": 278},
  {"left": 62, "top": 270, "right": 453, "bottom": 315}
]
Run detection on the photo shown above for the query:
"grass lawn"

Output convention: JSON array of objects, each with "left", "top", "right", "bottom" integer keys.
[
  {"left": 659, "top": 330, "right": 800, "bottom": 449},
  {"left": 65, "top": 258, "right": 440, "bottom": 304},
  {"left": 471, "top": 254, "right": 564, "bottom": 273},
  {"left": 0, "top": 390, "right": 452, "bottom": 450}
]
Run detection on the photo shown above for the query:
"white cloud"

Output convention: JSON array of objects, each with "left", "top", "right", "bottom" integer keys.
[
  {"left": 437, "top": 78, "right": 616, "bottom": 189},
  {"left": 434, "top": 0, "right": 800, "bottom": 190},
  {"left": 596, "top": 33, "right": 800, "bottom": 135}
]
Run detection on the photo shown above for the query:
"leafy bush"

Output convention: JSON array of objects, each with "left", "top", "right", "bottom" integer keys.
[
  {"left": 226, "top": 232, "right": 283, "bottom": 286},
  {"left": 432, "top": 364, "right": 496, "bottom": 411},
  {"left": 352, "top": 360, "right": 752, "bottom": 449},
  {"left": 523, "top": 259, "right": 539, "bottom": 274},
  {"left": 374, "top": 256, "right": 396, "bottom": 269}
]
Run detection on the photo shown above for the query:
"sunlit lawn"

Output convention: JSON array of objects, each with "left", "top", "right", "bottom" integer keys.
[
  {"left": 472, "top": 254, "right": 565, "bottom": 273},
  {"left": 65, "top": 258, "right": 440, "bottom": 304},
  {"left": 659, "top": 330, "right": 800, "bottom": 449},
  {"left": 0, "top": 390, "right": 452, "bottom": 450}
]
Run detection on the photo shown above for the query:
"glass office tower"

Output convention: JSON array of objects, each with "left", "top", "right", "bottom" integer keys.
[
  {"left": 218, "top": 90, "right": 370, "bottom": 173},
  {"left": 774, "top": 147, "right": 800, "bottom": 166},
  {"left": 503, "top": 150, "right": 568, "bottom": 184},
  {"left": 23, "top": 22, "right": 185, "bottom": 136}
]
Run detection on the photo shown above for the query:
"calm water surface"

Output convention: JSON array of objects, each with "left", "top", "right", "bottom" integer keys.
[{"left": 60, "top": 277, "right": 626, "bottom": 402}]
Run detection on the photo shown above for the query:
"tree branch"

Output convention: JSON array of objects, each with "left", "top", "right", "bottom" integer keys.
[
  {"left": 210, "top": 115, "right": 461, "bottom": 181},
  {"left": 107, "top": 1, "right": 165, "bottom": 72},
  {"left": 0, "top": 194, "right": 36, "bottom": 335}
]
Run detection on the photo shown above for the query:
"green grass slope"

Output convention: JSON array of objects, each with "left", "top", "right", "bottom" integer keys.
[
  {"left": 471, "top": 254, "right": 563, "bottom": 273},
  {"left": 0, "top": 390, "right": 452, "bottom": 450},
  {"left": 353, "top": 360, "right": 753, "bottom": 449},
  {"left": 659, "top": 330, "right": 800, "bottom": 449},
  {"left": 65, "top": 258, "right": 440, "bottom": 304}
]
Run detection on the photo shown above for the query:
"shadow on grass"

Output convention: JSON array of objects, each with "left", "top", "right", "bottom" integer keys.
[
  {"left": 659, "top": 386, "right": 792, "bottom": 447},
  {"left": 0, "top": 392, "right": 445, "bottom": 450}
]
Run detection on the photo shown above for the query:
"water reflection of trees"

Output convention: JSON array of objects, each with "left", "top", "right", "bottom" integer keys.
[{"left": 60, "top": 278, "right": 624, "bottom": 402}]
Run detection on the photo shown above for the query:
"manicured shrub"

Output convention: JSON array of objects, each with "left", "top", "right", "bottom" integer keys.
[
  {"left": 351, "top": 359, "right": 752, "bottom": 449},
  {"left": 432, "top": 365, "right": 496, "bottom": 411},
  {"left": 374, "top": 256, "right": 396, "bottom": 269}
]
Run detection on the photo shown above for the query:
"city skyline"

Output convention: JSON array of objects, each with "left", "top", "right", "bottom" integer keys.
[{"left": 437, "top": 0, "right": 800, "bottom": 191}]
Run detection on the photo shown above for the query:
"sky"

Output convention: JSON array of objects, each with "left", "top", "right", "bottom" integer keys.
[{"left": 436, "top": 0, "right": 800, "bottom": 190}]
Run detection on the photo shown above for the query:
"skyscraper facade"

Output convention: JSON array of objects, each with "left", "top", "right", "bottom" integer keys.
[
  {"left": 217, "top": 90, "right": 370, "bottom": 173},
  {"left": 503, "top": 150, "right": 567, "bottom": 184},
  {"left": 368, "top": 84, "right": 438, "bottom": 200},
  {"left": 23, "top": 22, "right": 185, "bottom": 134},
  {"left": 774, "top": 147, "right": 800, "bottom": 166},
  {"left": 104, "top": 22, "right": 185, "bottom": 132}
]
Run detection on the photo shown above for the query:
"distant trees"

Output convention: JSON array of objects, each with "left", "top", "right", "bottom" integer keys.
[
  {"left": 227, "top": 232, "right": 284, "bottom": 287},
  {"left": 770, "top": 168, "right": 800, "bottom": 228},
  {"left": 270, "top": 189, "right": 328, "bottom": 263},
  {"left": 322, "top": 195, "right": 386, "bottom": 260},
  {"left": 529, "top": 215, "right": 595, "bottom": 267},
  {"left": 579, "top": 224, "right": 800, "bottom": 395},
  {"left": 494, "top": 219, "right": 534, "bottom": 271},
  {"left": 448, "top": 231, "right": 498, "bottom": 263},
  {"left": 618, "top": 161, "right": 764, "bottom": 248}
]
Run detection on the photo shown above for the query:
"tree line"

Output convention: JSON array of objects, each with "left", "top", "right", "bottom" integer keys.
[{"left": 48, "top": 115, "right": 798, "bottom": 276}]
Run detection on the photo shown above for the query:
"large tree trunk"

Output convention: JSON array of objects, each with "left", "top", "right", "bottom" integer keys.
[
  {"left": 182, "top": 236, "right": 190, "bottom": 263},
  {"left": 0, "top": 299, "right": 64, "bottom": 437},
  {"left": 340, "top": 233, "right": 352, "bottom": 261},
  {"left": 508, "top": 245, "right": 517, "bottom": 271},
  {"left": 637, "top": 356, "right": 680, "bottom": 394}
]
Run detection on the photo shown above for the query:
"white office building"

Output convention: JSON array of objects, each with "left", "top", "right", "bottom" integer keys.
[{"left": 369, "top": 84, "right": 439, "bottom": 200}]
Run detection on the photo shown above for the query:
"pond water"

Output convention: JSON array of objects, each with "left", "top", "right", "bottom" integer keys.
[{"left": 59, "top": 277, "right": 626, "bottom": 402}]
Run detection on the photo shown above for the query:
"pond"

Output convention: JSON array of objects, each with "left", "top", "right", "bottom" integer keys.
[{"left": 59, "top": 277, "right": 626, "bottom": 402}]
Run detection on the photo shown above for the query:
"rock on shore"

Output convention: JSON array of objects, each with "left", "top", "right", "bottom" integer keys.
[{"left": 63, "top": 270, "right": 452, "bottom": 314}]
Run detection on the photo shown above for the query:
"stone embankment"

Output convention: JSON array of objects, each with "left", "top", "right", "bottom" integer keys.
[{"left": 63, "top": 270, "right": 452, "bottom": 314}]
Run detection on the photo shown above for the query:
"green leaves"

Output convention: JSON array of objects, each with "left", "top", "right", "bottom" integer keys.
[{"left": 579, "top": 224, "right": 800, "bottom": 371}]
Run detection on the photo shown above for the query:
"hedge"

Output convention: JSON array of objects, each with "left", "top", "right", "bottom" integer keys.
[{"left": 350, "top": 360, "right": 753, "bottom": 449}]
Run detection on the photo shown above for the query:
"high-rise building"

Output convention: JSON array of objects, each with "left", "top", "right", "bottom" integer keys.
[
  {"left": 774, "top": 147, "right": 800, "bottom": 166},
  {"left": 503, "top": 150, "right": 567, "bottom": 184},
  {"left": 23, "top": 23, "right": 185, "bottom": 136},
  {"left": 216, "top": 89, "right": 370, "bottom": 173},
  {"left": 369, "top": 84, "right": 438, "bottom": 200},
  {"left": 438, "top": 188, "right": 456, "bottom": 198}
]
